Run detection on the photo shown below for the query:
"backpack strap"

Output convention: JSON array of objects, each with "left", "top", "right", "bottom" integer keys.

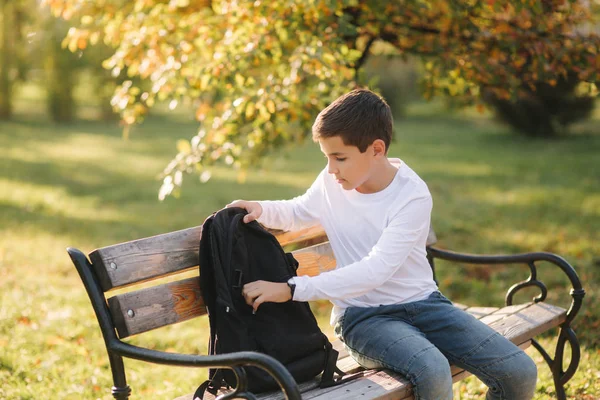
[
  {"left": 319, "top": 341, "right": 340, "bottom": 388},
  {"left": 319, "top": 340, "right": 368, "bottom": 389},
  {"left": 193, "top": 369, "right": 225, "bottom": 399}
]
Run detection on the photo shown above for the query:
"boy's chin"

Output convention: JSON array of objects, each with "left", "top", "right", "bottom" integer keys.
[{"left": 338, "top": 180, "right": 355, "bottom": 190}]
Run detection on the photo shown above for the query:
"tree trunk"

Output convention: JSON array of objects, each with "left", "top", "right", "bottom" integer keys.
[
  {"left": 0, "top": 0, "right": 14, "bottom": 120},
  {"left": 45, "top": 18, "right": 76, "bottom": 123}
]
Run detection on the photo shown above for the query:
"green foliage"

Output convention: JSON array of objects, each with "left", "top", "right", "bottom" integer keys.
[
  {"left": 483, "top": 72, "right": 597, "bottom": 137},
  {"left": 44, "top": 0, "right": 600, "bottom": 197}
]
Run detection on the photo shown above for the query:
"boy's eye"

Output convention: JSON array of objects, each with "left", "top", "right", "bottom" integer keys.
[{"left": 323, "top": 155, "right": 346, "bottom": 162}]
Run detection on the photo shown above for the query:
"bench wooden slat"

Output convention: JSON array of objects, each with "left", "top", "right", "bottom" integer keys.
[
  {"left": 489, "top": 302, "right": 565, "bottom": 343},
  {"left": 89, "top": 224, "right": 331, "bottom": 291},
  {"left": 89, "top": 223, "right": 437, "bottom": 292},
  {"left": 108, "top": 277, "right": 206, "bottom": 338},
  {"left": 304, "top": 369, "right": 412, "bottom": 400},
  {"left": 269, "top": 225, "right": 329, "bottom": 248},
  {"left": 89, "top": 226, "right": 203, "bottom": 291},
  {"left": 293, "top": 242, "right": 336, "bottom": 276},
  {"left": 463, "top": 306, "right": 500, "bottom": 318}
]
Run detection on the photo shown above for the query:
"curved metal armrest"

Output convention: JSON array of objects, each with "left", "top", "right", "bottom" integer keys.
[
  {"left": 109, "top": 340, "right": 302, "bottom": 399},
  {"left": 427, "top": 246, "right": 585, "bottom": 324}
]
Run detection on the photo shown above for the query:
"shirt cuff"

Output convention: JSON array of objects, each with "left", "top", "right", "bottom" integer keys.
[
  {"left": 256, "top": 201, "right": 273, "bottom": 225},
  {"left": 288, "top": 275, "right": 312, "bottom": 302}
]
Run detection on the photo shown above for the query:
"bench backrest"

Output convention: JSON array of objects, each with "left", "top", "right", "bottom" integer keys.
[{"left": 89, "top": 224, "right": 437, "bottom": 339}]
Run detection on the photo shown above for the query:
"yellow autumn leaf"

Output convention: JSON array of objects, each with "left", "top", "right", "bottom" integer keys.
[
  {"left": 245, "top": 102, "right": 255, "bottom": 119},
  {"left": 177, "top": 139, "right": 191, "bottom": 153},
  {"left": 235, "top": 74, "right": 245, "bottom": 86},
  {"left": 68, "top": 36, "right": 78, "bottom": 52}
]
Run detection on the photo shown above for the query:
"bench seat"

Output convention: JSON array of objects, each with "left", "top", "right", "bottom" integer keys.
[
  {"left": 174, "top": 301, "right": 566, "bottom": 400},
  {"left": 67, "top": 223, "right": 584, "bottom": 400}
]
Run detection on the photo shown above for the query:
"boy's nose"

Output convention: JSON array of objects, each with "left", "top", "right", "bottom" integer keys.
[{"left": 327, "top": 163, "right": 338, "bottom": 175}]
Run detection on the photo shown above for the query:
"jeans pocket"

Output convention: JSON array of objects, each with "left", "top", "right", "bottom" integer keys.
[
  {"left": 430, "top": 290, "right": 453, "bottom": 305},
  {"left": 334, "top": 310, "right": 347, "bottom": 341}
]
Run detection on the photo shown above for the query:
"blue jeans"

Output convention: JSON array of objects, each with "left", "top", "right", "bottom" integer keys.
[{"left": 334, "top": 291, "right": 537, "bottom": 400}]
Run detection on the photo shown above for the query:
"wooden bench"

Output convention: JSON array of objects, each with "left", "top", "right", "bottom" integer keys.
[{"left": 67, "top": 223, "right": 585, "bottom": 400}]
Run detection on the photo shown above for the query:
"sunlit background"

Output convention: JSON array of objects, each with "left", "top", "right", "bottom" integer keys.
[{"left": 1, "top": 1, "right": 599, "bottom": 399}]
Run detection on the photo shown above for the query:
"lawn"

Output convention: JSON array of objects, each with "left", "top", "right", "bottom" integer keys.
[{"left": 0, "top": 89, "right": 599, "bottom": 399}]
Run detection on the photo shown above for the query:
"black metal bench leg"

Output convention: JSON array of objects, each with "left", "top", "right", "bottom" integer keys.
[
  {"left": 109, "top": 352, "right": 131, "bottom": 400},
  {"left": 531, "top": 323, "right": 581, "bottom": 400}
]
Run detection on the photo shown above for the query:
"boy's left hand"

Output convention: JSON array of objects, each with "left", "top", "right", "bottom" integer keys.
[{"left": 242, "top": 281, "right": 292, "bottom": 312}]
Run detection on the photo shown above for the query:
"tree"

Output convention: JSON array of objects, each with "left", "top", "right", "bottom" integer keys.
[
  {"left": 483, "top": 70, "right": 596, "bottom": 137},
  {"left": 44, "top": 15, "right": 79, "bottom": 122},
  {"left": 0, "top": 0, "right": 16, "bottom": 119},
  {"left": 44, "top": 0, "right": 600, "bottom": 198},
  {"left": 0, "top": 0, "right": 46, "bottom": 120}
]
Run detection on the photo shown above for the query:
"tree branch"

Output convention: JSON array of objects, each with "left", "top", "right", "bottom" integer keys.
[{"left": 354, "top": 35, "right": 376, "bottom": 73}]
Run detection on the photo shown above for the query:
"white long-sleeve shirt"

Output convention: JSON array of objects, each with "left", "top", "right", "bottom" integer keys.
[{"left": 257, "top": 158, "right": 438, "bottom": 325}]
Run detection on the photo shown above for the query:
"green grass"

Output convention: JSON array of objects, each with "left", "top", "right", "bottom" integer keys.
[{"left": 0, "top": 92, "right": 599, "bottom": 399}]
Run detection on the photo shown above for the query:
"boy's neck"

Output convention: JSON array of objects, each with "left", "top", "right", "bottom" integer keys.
[{"left": 356, "top": 159, "right": 399, "bottom": 194}]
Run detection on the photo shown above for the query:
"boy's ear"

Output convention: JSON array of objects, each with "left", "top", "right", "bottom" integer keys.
[{"left": 372, "top": 139, "right": 386, "bottom": 156}]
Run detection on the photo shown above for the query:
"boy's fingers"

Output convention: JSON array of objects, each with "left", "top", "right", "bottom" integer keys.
[
  {"left": 243, "top": 212, "right": 258, "bottom": 223},
  {"left": 253, "top": 296, "right": 264, "bottom": 312}
]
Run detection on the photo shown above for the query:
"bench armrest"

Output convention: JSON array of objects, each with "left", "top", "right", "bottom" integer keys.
[
  {"left": 109, "top": 340, "right": 302, "bottom": 399},
  {"left": 426, "top": 246, "right": 585, "bottom": 325},
  {"left": 68, "top": 247, "right": 301, "bottom": 400}
]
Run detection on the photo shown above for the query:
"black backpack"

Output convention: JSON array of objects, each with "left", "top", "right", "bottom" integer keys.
[{"left": 194, "top": 207, "right": 346, "bottom": 398}]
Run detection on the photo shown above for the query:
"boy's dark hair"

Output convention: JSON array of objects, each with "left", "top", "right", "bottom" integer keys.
[{"left": 312, "top": 89, "right": 393, "bottom": 153}]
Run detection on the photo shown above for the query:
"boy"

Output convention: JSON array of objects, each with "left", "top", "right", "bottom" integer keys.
[{"left": 227, "top": 89, "right": 537, "bottom": 399}]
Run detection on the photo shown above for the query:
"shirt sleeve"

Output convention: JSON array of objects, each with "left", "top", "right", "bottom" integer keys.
[
  {"left": 256, "top": 169, "right": 325, "bottom": 232},
  {"left": 290, "top": 194, "right": 433, "bottom": 301}
]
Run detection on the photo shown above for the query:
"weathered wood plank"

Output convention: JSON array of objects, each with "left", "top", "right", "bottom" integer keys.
[
  {"left": 174, "top": 378, "right": 323, "bottom": 400},
  {"left": 479, "top": 303, "right": 532, "bottom": 325},
  {"left": 90, "top": 224, "right": 331, "bottom": 291},
  {"left": 89, "top": 226, "right": 203, "bottom": 291},
  {"left": 464, "top": 306, "right": 500, "bottom": 319},
  {"left": 305, "top": 369, "right": 412, "bottom": 400},
  {"left": 89, "top": 223, "right": 437, "bottom": 291},
  {"left": 294, "top": 242, "right": 336, "bottom": 276},
  {"left": 107, "top": 277, "right": 206, "bottom": 338},
  {"left": 268, "top": 225, "right": 329, "bottom": 248},
  {"left": 487, "top": 302, "right": 565, "bottom": 344}
]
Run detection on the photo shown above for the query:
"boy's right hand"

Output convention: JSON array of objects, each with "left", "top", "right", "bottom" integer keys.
[{"left": 226, "top": 200, "right": 263, "bottom": 223}]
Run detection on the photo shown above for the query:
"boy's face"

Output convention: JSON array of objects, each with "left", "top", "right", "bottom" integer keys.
[{"left": 319, "top": 135, "right": 377, "bottom": 193}]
